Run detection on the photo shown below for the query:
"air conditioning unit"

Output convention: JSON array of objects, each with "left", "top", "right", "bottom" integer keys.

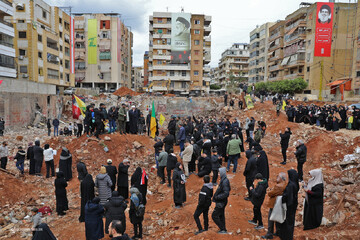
[
  {"left": 22, "top": 74, "right": 28, "bottom": 78},
  {"left": 16, "top": 3, "right": 25, "bottom": 11},
  {"left": 19, "top": 56, "right": 24, "bottom": 60}
]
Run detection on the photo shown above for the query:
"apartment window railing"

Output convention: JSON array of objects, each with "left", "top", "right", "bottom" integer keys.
[
  {"left": 0, "top": 61, "right": 15, "bottom": 68},
  {"left": 269, "top": 32, "right": 280, "bottom": 41},
  {"left": 285, "top": 19, "right": 305, "bottom": 32},
  {"left": 47, "top": 43, "right": 58, "bottom": 51},
  {"left": 0, "top": 19, "right": 13, "bottom": 28},
  {"left": 0, "top": 40, "right": 13, "bottom": 48}
]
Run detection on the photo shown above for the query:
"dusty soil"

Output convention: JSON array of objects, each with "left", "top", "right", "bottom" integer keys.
[
  {"left": 113, "top": 87, "right": 143, "bottom": 97},
  {"left": 1, "top": 99, "right": 360, "bottom": 240}
]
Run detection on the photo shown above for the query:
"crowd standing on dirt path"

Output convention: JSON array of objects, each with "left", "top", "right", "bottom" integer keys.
[{"left": 1, "top": 95, "right": 330, "bottom": 240}]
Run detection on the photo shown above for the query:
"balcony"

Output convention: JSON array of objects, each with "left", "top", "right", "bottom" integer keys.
[
  {"left": 153, "top": 23, "right": 171, "bottom": 29},
  {"left": 269, "top": 32, "right": 280, "bottom": 41},
  {"left": 0, "top": 19, "right": 13, "bottom": 28},
  {"left": 285, "top": 20, "right": 306, "bottom": 32},
  {"left": 204, "top": 26, "right": 211, "bottom": 35},
  {"left": 153, "top": 44, "right": 171, "bottom": 50},
  {"left": 269, "top": 64, "right": 281, "bottom": 72},
  {"left": 204, "top": 36, "right": 211, "bottom": 42},
  {"left": 205, "top": 15, "right": 212, "bottom": 24},
  {"left": 151, "top": 75, "right": 190, "bottom": 81},
  {"left": 284, "top": 30, "right": 306, "bottom": 43},
  {"left": 152, "top": 64, "right": 190, "bottom": 71},
  {"left": 152, "top": 33, "right": 171, "bottom": 39},
  {"left": 284, "top": 73, "right": 302, "bottom": 79},
  {"left": 99, "top": 51, "right": 111, "bottom": 60},
  {"left": 0, "top": 0, "right": 13, "bottom": 17},
  {"left": 269, "top": 76, "right": 281, "bottom": 81},
  {"left": 47, "top": 38, "right": 58, "bottom": 51},
  {"left": 153, "top": 54, "right": 171, "bottom": 60}
]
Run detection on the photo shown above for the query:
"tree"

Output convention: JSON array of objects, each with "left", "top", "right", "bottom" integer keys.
[{"left": 254, "top": 78, "right": 308, "bottom": 95}]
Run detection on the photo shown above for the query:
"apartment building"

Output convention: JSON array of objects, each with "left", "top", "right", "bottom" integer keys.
[
  {"left": 132, "top": 66, "right": 144, "bottom": 91},
  {"left": 0, "top": 0, "right": 16, "bottom": 80},
  {"left": 12, "top": 0, "right": 75, "bottom": 89},
  {"left": 281, "top": 7, "right": 308, "bottom": 81},
  {"left": 143, "top": 51, "right": 149, "bottom": 86},
  {"left": 73, "top": 13, "right": 133, "bottom": 91},
  {"left": 352, "top": 0, "right": 360, "bottom": 97},
  {"left": 268, "top": 20, "right": 285, "bottom": 81},
  {"left": 218, "top": 43, "right": 249, "bottom": 84},
  {"left": 304, "top": 2, "right": 356, "bottom": 100},
  {"left": 248, "top": 22, "right": 275, "bottom": 83},
  {"left": 148, "top": 12, "right": 211, "bottom": 95}
]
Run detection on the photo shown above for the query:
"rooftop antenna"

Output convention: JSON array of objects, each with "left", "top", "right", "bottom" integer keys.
[{"left": 181, "top": 7, "right": 184, "bottom": 12}]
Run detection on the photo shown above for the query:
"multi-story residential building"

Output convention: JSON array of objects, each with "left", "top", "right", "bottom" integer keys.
[
  {"left": 268, "top": 20, "right": 285, "bottom": 81},
  {"left": 0, "top": 0, "right": 16, "bottom": 80},
  {"left": 218, "top": 43, "right": 249, "bottom": 84},
  {"left": 248, "top": 22, "right": 275, "bottom": 83},
  {"left": 148, "top": 12, "right": 211, "bottom": 95},
  {"left": 352, "top": 0, "right": 360, "bottom": 97},
  {"left": 12, "top": 0, "right": 75, "bottom": 90},
  {"left": 305, "top": 2, "right": 356, "bottom": 100},
  {"left": 132, "top": 66, "right": 144, "bottom": 91},
  {"left": 73, "top": 13, "right": 133, "bottom": 91},
  {"left": 143, "top": 51, "right": 149, "bottom": 87},
  {"left": 281, "top": 7, "right": 307, "bottom": 81}
]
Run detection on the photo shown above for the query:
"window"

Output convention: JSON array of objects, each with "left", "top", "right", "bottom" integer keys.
[
  {"left": 194, "top": 20, "right": 200, "bottom": 24},
  {"left": 194, "top": 30, "right": 200, "bottom": 34},
  {"left": 181, "top": 82, "right": 187, "bottom": 88},
  {"left": 42, "top": 10, "right": 47, "bottom": 19},
  {"left": 39, "top": 67, "right": 43, "bottom": 76},
  {"left": 194, "top": 40, "right": 200, "bottom": 45},
  {"left": 181, "top": 71, "right": 186, "bottom": 77},
  {"left": 19, "top": 49, "right": 26, "bottom": 56},
  {"left": 158, "top": 18, "right": 162, "bottom": 23},
  {"left": 47, "top": 68, "right": 59, "bottom": 79},
  {"left": 158, "top": 29, "right": 163, "bottom": 34},
  {"left": 307, "top": 66, "right": 310, "bottom": 72},
  {"left": 59, "top": 32, "right": 62, "bottom": 38},
  {"left": 157, "top": 60, "right": 162, "bottom": 65},
  {"left": 18, "top": 31, "right": 26, "bottom": 38},
  {"left": 157, "top": 70, "right": 162, "bottom": 74},
  {"left": 66, "top": 74, "right": 70, "bottom": 82},
  {"left": 38, "top": 34, "right": 42, "bottom": 42},
  {"left": 194, "top": 71, "right": 199, "bottom": 76},
  {"left": 18, "top": 20, "right": 25, "bottom": 23},
  {"left": 59, "top": 18, "right": 62, "bottom": 24},
  {"left": 65, "top": 60, "right": 70, "bottom": 69},
  {"left": 194, "top": 60, "right": 199, "bottom": 65},
  {"left": 20, "top": 65, "right": 27, "bottom": 73},
  {"left": 357, "top": 71, "right": 360, "bottom": 77},
  {"left": 195, "top": 50, "right": 200, "bottom": 55},
  {"left": 60, "top": 45, "right": 63, "bottom": 51},
  {"left": 170, "top": 70, "right": 175, "bottom": 76},
  {"left": 38, "top": 52, "right": 42, "bottom": 59}
]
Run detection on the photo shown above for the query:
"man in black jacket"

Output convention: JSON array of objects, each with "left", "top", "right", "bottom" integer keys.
[
  {"left": 212, "top": 167, "right": 231, "bottom": 234},
  {"left": 166, "top": 149, "right": 178, "bottom": 187},
  {"left": 248, "top": 173, "right": 268, "bottom": 230},
  {"left": 153, "top": 138, "right": 163, "bottom": 169},
  {"left": 197, "top": 153, "right": 212, "bottom": 178},
  {"left": 194, "top": 175, "right": 213, "bottom": 235},
  {"left": 243, "top": 149, "right": 258, "bottom": 200},
  {"left": 280, "top": 127, "right": 292, "bottom": 165},
  {"left": 254, "top": 145, "right": 269, "bottom": 181},
  {"left": 295, "top": 140, "right": 307, "bottom": 181},
  {"left": 106, "top": 159, "right": 118, "bottom": 191},
  {"left": 117, "top": 159, "right": 130, "bottom": 199},
  {"left": 104, "top": 191, "right": 127, "bottom": 234},
  {"left": 33, "top": 140, "right": 43, "bottom": 176},
  {"left": 168, "top": 116, "right": 177, "bottom": 139},
  {"left": 94, "top": 108, "right": 105, "bottom": 140},
  {"left": 163, "top": 133, "right": 175, "bottom": 154}
]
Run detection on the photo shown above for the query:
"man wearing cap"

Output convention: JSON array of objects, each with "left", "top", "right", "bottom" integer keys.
[{"left": 106, "top": 159, "right": 117, "bottom": 192}]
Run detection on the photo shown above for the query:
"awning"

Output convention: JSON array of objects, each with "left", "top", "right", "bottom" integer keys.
[
  {"left": 327, "top": 80, "right": 345, "bottom": 86},
  {"left": 327, "top": 78, "right": 352, "bottom": 91},
  {"left": 281, "top": 56, "right": 290, "bottom": 66}
]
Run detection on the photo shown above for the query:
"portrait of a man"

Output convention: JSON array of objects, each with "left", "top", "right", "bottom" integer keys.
[{"left": 318, "top": 4, "right": 332, "bottom": 24}]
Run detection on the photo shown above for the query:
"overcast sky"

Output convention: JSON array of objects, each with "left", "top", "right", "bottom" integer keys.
[{"left": 48, "top": 0, "right": 343, "bottom": 67}]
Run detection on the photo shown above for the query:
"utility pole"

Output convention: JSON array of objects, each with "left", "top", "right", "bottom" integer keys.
[{"left": 319, "top": 60, "right": 323, "bottom": 101}]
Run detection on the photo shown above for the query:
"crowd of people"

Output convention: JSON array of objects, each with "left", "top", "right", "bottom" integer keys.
[{"left": 283, "top": 103, "right": 360, "bottom": 131}]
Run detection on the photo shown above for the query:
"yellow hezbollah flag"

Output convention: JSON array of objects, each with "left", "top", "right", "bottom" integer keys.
[
  {"left": 74, "top": 95, "right": 86, "bottom": 117},
  {"left": 159, "top": 114, "right": 165, "bottom": 126},
  {"left": 282, "top": 100, "right": 287, "bottom": 111},
  {"left": 245, "top": 95, "right": 254, "bottom": 109},
  {"left": 150, "top": 101, "right": 157, "bottom": 138},
  {"left": 88, "top": 19, "right": 97, "bottom": 64}
]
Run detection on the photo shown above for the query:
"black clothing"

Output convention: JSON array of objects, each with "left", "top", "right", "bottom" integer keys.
[
  {"left": 59, "top": 148, "right": 72, "bottom": 181},
  {"left": 106, "top": 165, "right": 118, "bottom": 191},
  {"left": 104, "top": 194, "right": 127, "bottom": 234},
  {"left": 194, "top": 184, "right": 213, "bottom": 231},
  {"left": 212, "top": 170, "right": 230, "bottom": 231},
  {"left": 131, "top": 167, "right": 148, "bottom": 205},
  {"left": 172, "top": 163, "right": 186, "bottom": 206},
  {"left": 154, "top": 141, "right": 163, "bottom": 154},
  {"left": 280, "top": 170, "right": 299, "bottom": 240},
  {"left": 85, "top": 200, "right": 104, "bottom": 240},
  {"left": 198, "top": 155, "right": 212, "bottom": 177},
  {"left": 117, "top": 163, "right": 129, "bottom": 199},
  {"left": 163, "top": 134, "right": 175, "bottom": 153},
  {"left": 295, "top": 144, "right": 307, "bottom": 181},
  {"left": 76, "top": 162, "right": 88, "bottom": 181},
  {"left": 33, "top": 144, "right": 44, "bottom": 174},
  {"left": 79, "top": 174, "right": 95, "bottom": 222},
  {"left": 55, "top": 172, "right": 68, "bottom": 215},
  {"left": 280, "top": 131, "right": 292, "bottom": 149},
  {"left": 27, "top": 146, "right": 35, "bottom": 175},
  {"left": 130, "top": 191, "right": 144, "bottom": 238},
  {"left": 303, "top": 183, "right": 324, "bottom": 230},
  {"left": 32, "top": 223, "right": 56, "bottom": 240},
  {"left": 256, "top": 150, "right": 269, "bottom": 180},
  {"left": 244, "top": 154, "right": 257, "bottom": 198}
]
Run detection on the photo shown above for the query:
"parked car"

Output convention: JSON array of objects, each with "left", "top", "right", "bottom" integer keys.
[
  {"left": 99, "top": 88, "right": 106, "bottom": 93},
  {"left": 109, "top": 88, "right": 116, "bottom": 93},
  {"left": 64, "top": 87, "right": 76, "bottom": 95}
]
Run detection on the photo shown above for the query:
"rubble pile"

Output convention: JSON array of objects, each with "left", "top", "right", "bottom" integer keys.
[
  {"left": 1, "top": 99, "right": 360, "bottom": 239},
  {"left": 113, "top": 87, "right": 142, "bottom": 97}
]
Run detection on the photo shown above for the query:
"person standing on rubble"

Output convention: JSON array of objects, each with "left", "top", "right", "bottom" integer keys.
[
  {"left": 52, "top": 118, "right": 59, "bottom": 137},
  {"left": 118, "top": 104, "right": 127, "bottom": 135},
  {"left": 0, "top": 141, "right": 9, "bottom": 170},
  {"left": 94, "top": 108, "right": 105, "bottom": 140},
  {"left": 131, "top": 167, "right": 149, "bottom": 206},
  {"left": 47, "top": 119, "right": 52, "bottom": 137},
  {"left": 117, "top": 159, "right": 130, "bottom": 200},
  {"left": 59, "top": 147, "right": 73, "bottom": 181},
  {"left": 280, "top": 128, "right": 292, "bottom": 165},
  {"left": 0, "top": 117, "right": 5, "bottom": 136},
  {"left": 108, "top": 106, "right": 117, "bottom": 134},
  {"left": 33, "top": 140, "right": 44, "bottom": 175},
  {"left": 55, "top": 171, "right": 69, "bottom": 216},
  {"left": 295, "top": 140, "right": 307, "bottom": 182},
  {"left": 27, "top": 142, "right": 36, "bottom": 175},
  {"left": 14, "top": 146, "right": 26, "bottom": 175},
  {"left": 172, "top": 162, "right": 186, "bottom": 208},
  {"left": 79, "top": 172, "right": 95, "bottom": 223},
  {"left": 96, "top": 166, "right": 113, "bottom": 205},
  {"left": 106, "top": 159, "right": 117, "bottom": 192}
]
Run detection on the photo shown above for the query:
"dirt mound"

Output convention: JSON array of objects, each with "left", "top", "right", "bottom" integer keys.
[{"left": 113, "top": 87, "right": 142, "bottom": 97}]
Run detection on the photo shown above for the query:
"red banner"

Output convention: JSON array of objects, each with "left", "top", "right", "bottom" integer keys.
[
  {"left": 117, "top": 19, "right": 121, "bottom": 63},
  {"left": 314, "top": 2, "right": 334, "bottom": 57}
]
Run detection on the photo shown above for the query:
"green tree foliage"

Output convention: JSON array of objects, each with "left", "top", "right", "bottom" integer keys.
[
  {"left": 210, "top": 84, "right": 221, "bottom": 90},
  {"left": 255, "top": 78, "right": 308, "bottom": 94}
]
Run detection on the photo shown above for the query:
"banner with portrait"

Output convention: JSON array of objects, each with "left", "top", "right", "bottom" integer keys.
[
  {"left": 171, "top": 13, "right": 191, "bottom": 64},
  {"left": 314, "top": 2, "right": 334, "bottom": 57}
]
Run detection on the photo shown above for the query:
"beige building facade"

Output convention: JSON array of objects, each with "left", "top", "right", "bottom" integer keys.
[{"left": 74, "top": 13, "right": 133, "bottom": 91}]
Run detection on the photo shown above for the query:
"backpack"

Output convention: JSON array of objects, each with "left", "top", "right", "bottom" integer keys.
[{"left": 130, "top": 193, "right": 145, "bottom": 217}]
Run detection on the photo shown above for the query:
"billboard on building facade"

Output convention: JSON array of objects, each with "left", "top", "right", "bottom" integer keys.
[
  {"left": 70, "top": 17, "right": 75, "bottom": 73},
  {"left": 88, "top": 19, "right": 97, "bottom": 64},
  {"left": 117, "top": 19, "right": 121, "bottom": 63},
  {"left": 314, "top": 2, "right": 334, "bottom": 57},
  {"left": 171, "top": 13, "right": 191, "bottom": 64}
]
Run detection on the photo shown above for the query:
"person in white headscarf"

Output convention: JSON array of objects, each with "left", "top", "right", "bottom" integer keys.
[{"left": 303, "top": 169, "right": 324, "bottom": 230}]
